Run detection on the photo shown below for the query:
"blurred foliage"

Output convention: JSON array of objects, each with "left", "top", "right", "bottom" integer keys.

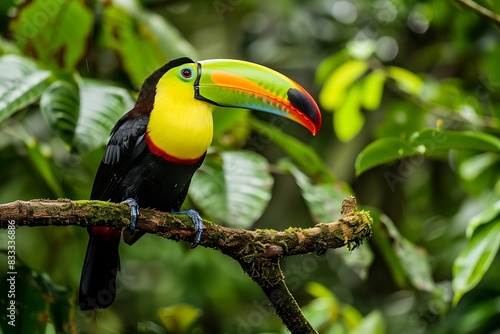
[{"left": 0, "top": 0, "right": 500, "bottom": 333}]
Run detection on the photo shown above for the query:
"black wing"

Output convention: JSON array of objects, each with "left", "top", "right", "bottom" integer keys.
[{"left": 90, "top": 114, "right": 149, "bottom": 201}]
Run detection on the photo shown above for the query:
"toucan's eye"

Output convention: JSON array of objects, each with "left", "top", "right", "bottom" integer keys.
[{"left": 180, "top": 68, "right": 193, "bottom": 79}]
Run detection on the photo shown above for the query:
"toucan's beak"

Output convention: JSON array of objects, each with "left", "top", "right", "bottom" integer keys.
[{"left": 194, "top": 59, "right": 322, "bottom": 135}]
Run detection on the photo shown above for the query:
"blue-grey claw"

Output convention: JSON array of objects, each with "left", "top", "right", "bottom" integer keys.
[
  {"left": 176, "top": 209, "right": 203, "bottom": 247},
  {"left": 122, "top": 198, "right": 140, "bottom": 230}
]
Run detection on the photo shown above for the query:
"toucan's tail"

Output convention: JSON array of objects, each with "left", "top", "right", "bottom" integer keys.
[{"left": 79, "top": 227, "right": 121, "bottom": 311}]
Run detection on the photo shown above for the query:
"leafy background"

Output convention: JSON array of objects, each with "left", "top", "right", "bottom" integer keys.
[{"left": 0, "top": 0, "right": 500, "bottom": 333}]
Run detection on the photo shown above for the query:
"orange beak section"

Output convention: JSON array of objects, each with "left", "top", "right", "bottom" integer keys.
[{"left": 194, "top": 59, "right": 322, "bottom": 135}]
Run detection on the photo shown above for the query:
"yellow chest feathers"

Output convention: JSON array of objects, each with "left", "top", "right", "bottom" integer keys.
[{"left": 146, "top": 81, "right": 214, "bottom": 162}]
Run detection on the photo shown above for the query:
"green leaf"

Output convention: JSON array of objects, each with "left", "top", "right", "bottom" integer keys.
[
  {"left": 10, "top": 0, "right": 93, "bottom": 70},
  {"left": 40, "top": 79, "right": 80, "bottom": 147},
  {"left": 189, "top": 151, "right": 274, "bottom": 228},
  {"left": 387, "top": 66, "right": 423, "bottom": 96},
  {"left": 334, "top": 245, "right": 374, "bottom": 280},
  {"left": 394, "top": 238, "right": 435, "bottom": 292},
  {"left": 40, "top": 76, "right": 133, "bottom": 153},
  {"left": 279, "top": 160, "right": 348, "bottom": 223},
  {"left": 466, "top": 201, "right": 500, "bottom": 238},
  {"left": 348, "top": 310, "right": 386, "bottom": 334},
  {"left": 0, "top": 55, "right": 52, "bottom": 123},
  {"left": 250, "top": 117, "right": 334, "bottom": 183},
  {"left": 101, "top": 0, "right": 198, "bottom": 87},
  {"left": 356, "top": 129, "right": 500, "bottom": 175},
  {"left": 281, "top": 160, "right": 373, "bottom": 279},
  {"left": 315, "top": 51, "right": 350, "bottom": 84},
  {"left": 410, "top": 129, "right": 500, "bottom": 153},
  {"left": 306, "top": 281, "right": 337, "bottom": 301},
  {"left": 319, "top": 59, "right": 368, "bottom": 110},
  {"left": 361, "top": 69, "right": 386, "bottom": 111},
  {"left": 334, "top": 83, "right": 364, "bottom": 142},
  {"left": 453, "top": 220, "right": 500, "bottom": 306},
  {"left": 453, "top": 151, "right": 500, "bottom": 196},
  {"left": 371, "top": 210, "right": 437, "bottom": 292},
  {"left": 73, "top": 79, "right": 134, "bottom": 153},
  {"left": 369, "top": 211, "right": 407, "bottom": 287},
  {"left": 157, "top": 304, "right": 202, "bottom": 333},
  {"left": 24, "top": 138, "right": 64, "bottom": 198},
  {"left": 10, "top": 124, "right": 63, "bottom": 197},
  {"left": 303, "top": 282, "right": 341, "bottom": 331},
  {"left": 458, "top": 153, "right": 500, "bottom": 183},
  {"left": 341, "top": 305, "right": 364, "bottom": 330},
  {"left": 355, "top": 137, "right": 420, "bottom": 176}
]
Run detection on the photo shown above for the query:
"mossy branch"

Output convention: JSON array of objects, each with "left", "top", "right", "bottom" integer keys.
[{"left": 0, "top": 196, "right": 372, "bottom": 334}]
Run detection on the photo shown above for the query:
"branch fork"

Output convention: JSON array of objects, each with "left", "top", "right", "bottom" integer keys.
[{"left": 0, "top": 196, "right": 372, "bottom": 334}]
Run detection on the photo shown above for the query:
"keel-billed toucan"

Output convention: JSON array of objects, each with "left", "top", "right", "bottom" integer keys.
[{"left": 79, "top": 57, "right": 322, "bottom": 310}]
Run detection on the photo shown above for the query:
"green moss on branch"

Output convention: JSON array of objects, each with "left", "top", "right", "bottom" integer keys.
[{"left": 0, "top": 196, "right": 371, "bottom": 334}]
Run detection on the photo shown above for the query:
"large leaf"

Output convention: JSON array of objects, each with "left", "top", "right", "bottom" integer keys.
[
  {"left": 456, "top": 152, "right": 500, "bottom": 196},
  {"left": 302, "top": 282, "right": 344, "bottom": 331},
  {"left": 370, "top": 209, "right": 439, "bottom": 293},
  {"left": 250, "top": 117, "right": 334, "bottom": 183},
  {"left": 40, "top": 79, "right": 80, "bottom": 146},
  {"left": 466, "top": 200, "right": 500, "bottom": 238},
  {"left": 387, "top": 66, "right": 423, "bottom": 97},
  {"left": 24, "top": 137, "right": 64, "bottom": 198},
  {"left": 361, "top": 69, "right": 386, "bottom": 111},
  {"left": 355, "top": 138, "right": 420, "bottom": 176},
  {"left": 334, "top": 83, "right": 364, "bottom": 142},
  {"left": 10, "top": 0, "right": 93, "bottom": 70},
  {"left": 453, "top": 220, "right": 500, "bottom": 306},
  {"left": 411, "top": 129, "right": 500, "bottom": 153},
  {"left": 189, "top": 151, "right": 273, "bottom": 228},
  {"left": 382, "top": 214, "right": 436, "bottom": 292},
  {"left": 315, "top": 51, "right": 350, "bottom": 84},
  {"left": 6, "top": 123, "right": 64, "bottom": 197},
  {"left": 280, "top": 160, "right": 373, "bottom": 279},
  {"left": 356, "top": 129, "right": 500, "bottom": 175},
  {"left": 319, "top": 59, "right": 368, "bottom": 111},
  {"left": 0, "top": 55, "right": 52, "bottom": 123},
  {"left": 279, "top": 160, "right": 348, "bottom": 223},
  {"left": 74, "top": 79, "right": 134, "bottom": 153},
  {"left": 39, "top": 77, "right": 133, "bottom": 153},
  {"left": 101, "top": 0, "right": 198, "bottom": 87},
  {"left": 368, "top": 211, "right": 407, "bottom": 287}
]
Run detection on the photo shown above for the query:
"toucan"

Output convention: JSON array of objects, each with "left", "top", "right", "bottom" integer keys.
[{"left": 78, "top": 57, "right": 322, "bottom": 310}]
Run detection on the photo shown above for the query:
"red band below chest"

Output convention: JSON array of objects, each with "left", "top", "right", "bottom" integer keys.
[{"left": 145, "top": 132, "right": 204, "bottom": 165}]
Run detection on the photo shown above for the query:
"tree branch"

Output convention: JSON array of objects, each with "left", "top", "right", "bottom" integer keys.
[
  {"left": 0, "top": 196, "right": 372, "bottom": 334},
  {"left": 455, "top": 0, "right": 500, "bottom": 27}
]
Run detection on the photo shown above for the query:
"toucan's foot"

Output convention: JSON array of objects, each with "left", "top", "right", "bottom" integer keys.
[
  {"left": 175, "top": 209, "right": 203, "bottom": 248},
  {"left": 122, "top": 198, "right": 140, "bottom": 230}
]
